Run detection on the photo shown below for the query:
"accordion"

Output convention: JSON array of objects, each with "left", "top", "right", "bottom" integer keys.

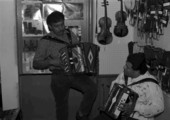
[
  {"left": 59, "top": 42, "right": 100, "bottom": 75},
  {"left": 103, "top": 83, "right": 139, "bottom": 119}
]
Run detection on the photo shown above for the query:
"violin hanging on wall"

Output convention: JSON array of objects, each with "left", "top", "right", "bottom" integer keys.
[
  {"left": 114, "top": 0, "right": 128, "bottom": 37},
  {"left": 97, "top": 0, "right": 113, "bottom": 45}
]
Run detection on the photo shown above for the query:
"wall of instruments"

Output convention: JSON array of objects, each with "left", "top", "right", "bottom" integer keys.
[
  {"left": 131, "top": 0, "right": 170, "bottom": 96},
  {"left": 93, "top": 0, "right": 134, "bottom": 74},
  {"left": 131, "top": 0, "right": 170, "bottom": 120},
  {"left": 94, "top": 0, "right": 170, "bottom": 76},
  {"left": 16, "top": 0, "right": 93, "bottom": 74}
]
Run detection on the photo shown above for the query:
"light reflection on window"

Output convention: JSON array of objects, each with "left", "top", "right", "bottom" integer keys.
[
  {"left": 21, "top": 2, "right": 84, "bottom": 34},
  {"left": 22, "top": 2, "right": 42, "bottom": 20}
]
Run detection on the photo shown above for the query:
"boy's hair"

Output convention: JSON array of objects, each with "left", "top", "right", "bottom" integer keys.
[
  {"left": 127, "top": 53, "right": 148, "bottom": 74},
  {"left": 46, "top": 11, "right": 64, "bottom": 25}
]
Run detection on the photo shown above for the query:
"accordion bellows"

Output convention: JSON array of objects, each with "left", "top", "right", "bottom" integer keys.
[
  {"left": 59, "top": 42, "right": 100, "bottom": 75},
  {"left": 103, "top": 83, "right": 139, "bottom": 119}
]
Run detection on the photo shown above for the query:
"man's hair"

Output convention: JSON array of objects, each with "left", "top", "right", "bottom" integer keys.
[
  {"left": 46, "top": 11, "right": 64, "bottom": 25},
  {"left": 127, "top": 53, "right": 148, "bottom": 74}
]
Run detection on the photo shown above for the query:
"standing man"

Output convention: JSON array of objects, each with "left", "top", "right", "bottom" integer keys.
[{"left": 33, "top": 11, "right": 98, "bottom": 120}]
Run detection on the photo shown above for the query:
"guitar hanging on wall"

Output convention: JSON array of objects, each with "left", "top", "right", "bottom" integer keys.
[
  {"left": 114, "top": 0, "right": 128, "bottom": 37},
  {"left": 97, "top": 0, "right": 113, "bottom": 45}
]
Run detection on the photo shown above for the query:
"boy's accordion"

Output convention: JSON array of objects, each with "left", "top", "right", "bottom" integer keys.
[
  {"left": 103, "top": 83, "right": 139, "bottom": 119},
  {"left": 59, "top": 42, "right": 100, "bottom": 75}
]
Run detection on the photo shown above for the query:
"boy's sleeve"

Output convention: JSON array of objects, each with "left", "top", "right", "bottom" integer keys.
[
  {"left": 134, "top": 82, "right": 164, "bottom": 117},
  {"left": 33, "top": 39, "right": 50, "bottom": 70}
]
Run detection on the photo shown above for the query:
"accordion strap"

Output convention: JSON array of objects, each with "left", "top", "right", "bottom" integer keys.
[
  {"left": 66, "top": 28, "right": 72, "bottom": 44},
  {"left": 128, "top": 78, "right": 159, "bottom": 86}
]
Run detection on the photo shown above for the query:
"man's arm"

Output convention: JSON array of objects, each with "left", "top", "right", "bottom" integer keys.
[
  {"left": 33, "top": 39, "right": 52, "bottom": 70},
  {"left": 134, "top": 82, "right": 164, "bottom": 117}
]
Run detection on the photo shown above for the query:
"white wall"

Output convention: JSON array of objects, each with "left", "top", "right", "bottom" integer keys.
[
  {"left": 0, "top": 0, "right": 19, "bottom": 110},
  {"left": 93, "top": 0, "right": 134, "bottom": 74}
]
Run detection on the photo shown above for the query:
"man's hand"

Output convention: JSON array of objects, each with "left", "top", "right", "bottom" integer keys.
[
  {"left": 118, "top": 97, "right": 135, "bottom": 116},
  {"left": 69, "top": 57, "right": 78, "bottom": 64}
]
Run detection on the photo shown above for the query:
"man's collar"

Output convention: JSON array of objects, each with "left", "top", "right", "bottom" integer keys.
[{"left": 131, "top": 71, "right": 156, "bottom": 82}]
